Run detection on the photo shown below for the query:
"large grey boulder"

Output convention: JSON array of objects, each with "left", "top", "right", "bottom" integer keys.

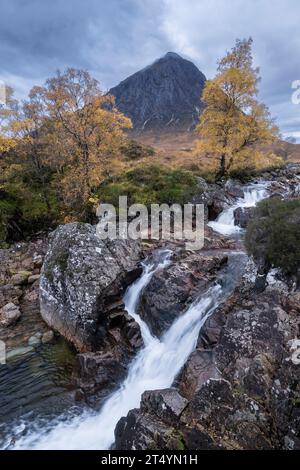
[{"left": 40, "top": 223, "right": 143, "bottom": 352}]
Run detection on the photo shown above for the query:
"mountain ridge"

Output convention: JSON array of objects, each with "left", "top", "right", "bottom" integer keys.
[{"left": 109, "top": 52, "right": 206, "bottom": 134}]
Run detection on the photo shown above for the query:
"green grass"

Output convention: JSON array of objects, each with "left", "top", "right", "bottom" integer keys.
[{"left": 95, "top": 165, "right": 199, "bottom": 207}]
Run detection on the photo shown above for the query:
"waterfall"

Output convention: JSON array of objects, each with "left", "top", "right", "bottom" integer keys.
[
  {"left": 7, "top": 249, "right": 225, "bottom": 450},
  {"left": 208, "top": 184, "right": 268, "bottom": 236}
]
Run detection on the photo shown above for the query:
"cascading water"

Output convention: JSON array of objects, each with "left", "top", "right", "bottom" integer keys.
[
  {"left": 4, "top": 249, "right": 228, "bottom": 450},
  {"left": 208, "top": 183, "right": 268, "bottom": 236}
]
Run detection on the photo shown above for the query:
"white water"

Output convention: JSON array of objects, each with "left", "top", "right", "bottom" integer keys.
[
  {"left": 9, "top": 250, "right": 224, "bottom": 450},
  {"left": 208, "top": 184, "right": 268, "bottom": 236}
]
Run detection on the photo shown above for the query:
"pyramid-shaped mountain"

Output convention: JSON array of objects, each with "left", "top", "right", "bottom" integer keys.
[{"left": 109, "top": 52, "right": 206, "bottom": 133}]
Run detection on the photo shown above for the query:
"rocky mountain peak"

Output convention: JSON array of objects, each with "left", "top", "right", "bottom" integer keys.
[{"left": 109, "top": 52, "right": 206, "bottom": 134}]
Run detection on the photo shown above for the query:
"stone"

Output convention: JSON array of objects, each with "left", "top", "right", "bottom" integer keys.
[
  {"left": 40, "top": 222, "right": 143, "bottom": 352},
  {"left": 138, "top": 253, "right": 228, "bottom": 337},
  {"left": 27, "top": 274, "right": 40, "bottom": 284},
  {"left": 233, "top": 206, "right": 255, "bottom": 228},
  {"left": 179, "top": 350, "right": 221, "bottom": 399},
  {"left": 41, "top": 330, "right": 54, "bottom": 344},
  {"left": 11, "top": 271, "right": 32, "bottom": 286},
  {"left": 225, "top": 179, "right": 244, "bottom": 198},
  {"left": 0, "top": 302, "right": 21, "bottom": 327},
  {"left": 28, "top": 334, "right": 41, "bottom": 346},
  {"left": 141, "top": 389, "right": 188, "bottom": 424}
]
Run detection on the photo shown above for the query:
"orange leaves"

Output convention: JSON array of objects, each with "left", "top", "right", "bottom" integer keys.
[{"left": 196, "top": 38, "right": 279, "bottom": 177}]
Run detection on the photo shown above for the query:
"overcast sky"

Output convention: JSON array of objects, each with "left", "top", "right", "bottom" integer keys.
[{"left": 0, "top": 0, "right": 299, "bottom": 140}]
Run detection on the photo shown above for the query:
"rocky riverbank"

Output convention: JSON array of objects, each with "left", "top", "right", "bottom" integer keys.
[{"left": 0, "top": 163, "right": 299, "bottom": 449}]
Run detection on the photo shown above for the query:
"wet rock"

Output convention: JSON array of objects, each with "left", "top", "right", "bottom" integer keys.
[
  {"left": 115, "top": 408, "right": 181, "bottom": 450},
  {"left": 40, "top": 222, "right": 143, "bottom": 352},
  {"left": 74, "top": 352, "right": 127, "bottom": 402},
  {"left": 28, "top": 334, "right": 41, "bottom": 346},
  {"left": 138, "top": 253, "right": 228, "bottom": 337},
  {"left": 73, "top": 307, "right": 143, "bottom": 401},
  {"left": 225, "top": 179, "right": 244, "bottom": 198},
  {"left": 141, "top": 389, "right": 188, "bottom": 425},
  {"left": 179, "top": 350, "right": 220, "bottom": 399},
  {"left": 233, "top": 207, "right": 255, "bottom": 228},
  {"left": 41, "top": 330, "right": 55, "bottom": 344},
  {"left": 0, "top": 302, "right": 21, "bottom": 327}
]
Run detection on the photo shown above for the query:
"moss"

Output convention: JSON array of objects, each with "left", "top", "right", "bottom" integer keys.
[{"left": 165, "top": 428, "right": 186, "bottom": 450}]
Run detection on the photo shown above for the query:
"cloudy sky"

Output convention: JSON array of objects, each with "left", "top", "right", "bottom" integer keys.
[{"left": 0, "top": 0, "right": 299, "bottom": 140}]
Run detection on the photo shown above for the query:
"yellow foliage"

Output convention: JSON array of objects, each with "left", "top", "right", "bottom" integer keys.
[{"left": 196, "top": 38, "right": 279, "bottom": 177}]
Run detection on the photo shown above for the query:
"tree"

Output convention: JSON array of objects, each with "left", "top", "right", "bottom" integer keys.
[
  {"left": 13, "top": 69, "right": 132, "bottom": 214},
  {"left": 196, "top": 38, "right": 279, "bottom": 178},
  {"left": 0, "top": 86, "right": 18, "bottom": 153}
]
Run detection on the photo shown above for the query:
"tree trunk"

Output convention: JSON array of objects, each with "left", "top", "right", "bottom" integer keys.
[{"left": 216, "top": 154, "right": 226, "bottom": 180}]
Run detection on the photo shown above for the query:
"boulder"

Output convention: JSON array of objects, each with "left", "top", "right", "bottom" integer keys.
[
  {"left": 178, "top": 350, "right": 220, "bottom": 399},
  {"left": 225, "top": 179, "right": 244, "bottom": 198},
  {"left": 138, "top": 253, "right": 228, "bottom": 337},
  {"left": 141, "top": 389, "right": 188, "bottom": 425},
  {"left": 0, "top": 302, "right": 21, "bottom": 327},
  {"left": 40, "top": 222, "right": 143, "bottom": 352},
  {"left": 41, "top": 330, "right": 54, "bottom": 344},
  {"left": 233, "top": 206, "right": 255, "bottom": 228},
  {"left": 11, "top": 271, "right": 32, "bottom": 286}
]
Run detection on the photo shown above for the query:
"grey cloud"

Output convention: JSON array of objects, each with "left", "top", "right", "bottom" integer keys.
[{"left": 0, "top": 0, "right": 299, "bottom": 139}]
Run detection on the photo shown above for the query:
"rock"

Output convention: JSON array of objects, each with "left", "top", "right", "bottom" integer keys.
[
  {"left": 74, "top": 352, "right": 127, "bottom": 402},
  {"left": 0, "top": 302, "right": 21, "bottom": 327},
  {"left": 73, "top": 307, "right": 144, "bottom": 401},
  {"left": 40, "top": 222, "right": 143, "bottom": 352},
  {"left": 233, "top": 206, "right": 255, "bottom": 228},
  {"left": 206, "top": 188, "right": 234, "bottom": 220},
  {"left": 115, "top": 389, "right": 189, "bottom": 451},
  {"left": 41, "top": 330, "right": 54, "bottom": 344},
  {"left": 115, "top": 408, "right": 181, "bottom": 450},
  {"left": 11, "top": 271, "right": 32, "bottom": 286},
  {"left": 0, "top": 284, "right": 22, "bottom": 308},
  {"left": 179, "top": 350, "right": 220, "bottom": 399},
  {"left": 115, "top": 266, "right": 300, "bottom": 450},
  {"left": 180, "top": 378, "right": 273, "bottom": 450},
  {"left": 20, "top": 257, "right": 34, "bottom": 271},
  {"left": 28, "top": 334, "right": 41, "bottom": 346},
  {"left": 225, "top": 179, "right": 244, "bottom": 198},
  {"left": 33, "top": 254, "right": 43, "bottom": 269},
  {"left": 138, "top": 253, "right": 228, "bottom": 337},
  {"left": 141, "top": 389, "right": 188, "bottom": 425},
  {"left": 27, "top": 274, "right": 40, "bottom": 284}
]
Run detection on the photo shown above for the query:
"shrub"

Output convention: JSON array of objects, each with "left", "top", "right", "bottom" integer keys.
[
  {"left": 245, "top": 198, "right": 300, "bottom": 281},
  {"left": 0, "top": 182, "right": 60, "bottom": 245},
  {"left": 121, "top": 140, "right": 155, "bottom": 160},
  {"left": 96, "top": 165, "right": 198, "bottom": 207}
]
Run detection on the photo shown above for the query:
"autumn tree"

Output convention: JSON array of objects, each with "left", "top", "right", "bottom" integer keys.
[
  {"left": 0, "top": 86, "right": 18, "bottom": 153},
  {"left": 196, "top": 38, "right": 279, "bottom": 178},
  {"left": 17, "top": 69, "right": 132, "bottom": 213}
]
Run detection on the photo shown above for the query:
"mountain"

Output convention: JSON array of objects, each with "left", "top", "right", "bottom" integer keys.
[{"left": 109, "top": 52, "right": 206, "bottom": 134}]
